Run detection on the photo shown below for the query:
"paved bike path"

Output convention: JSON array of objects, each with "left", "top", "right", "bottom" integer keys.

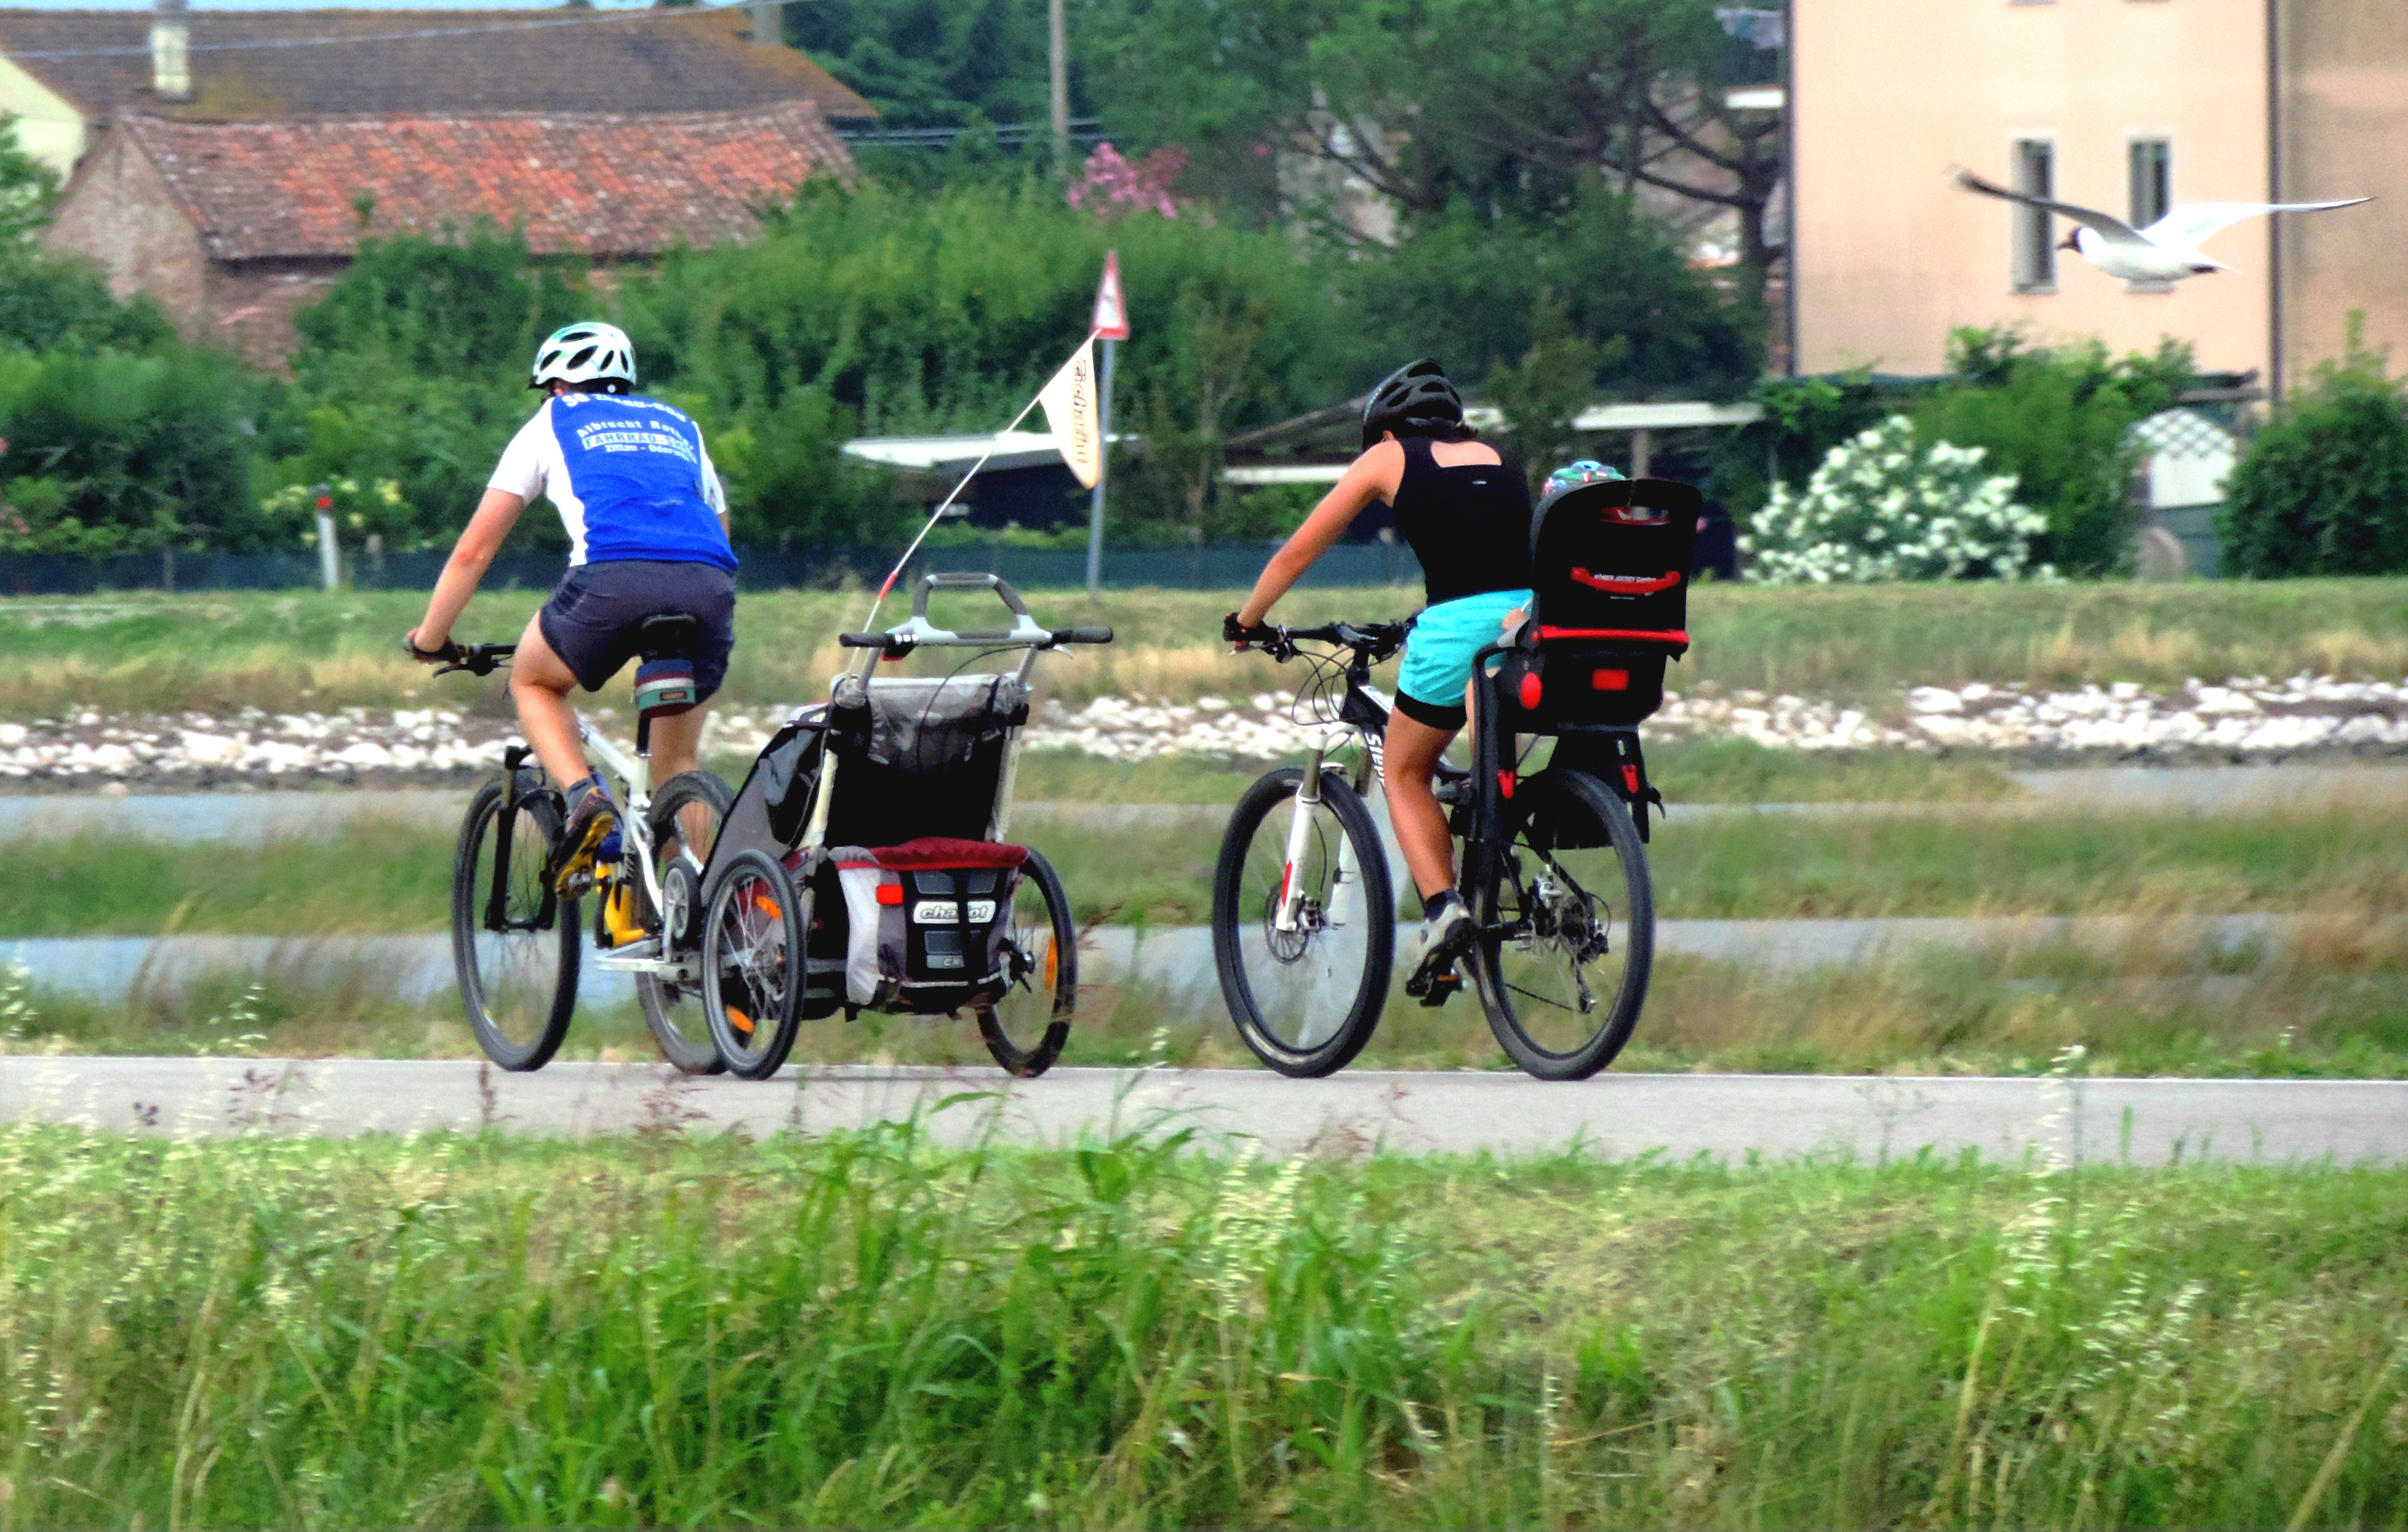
[{"left": 3, "top": 1056, "right": 2402, "bottom": 1164}]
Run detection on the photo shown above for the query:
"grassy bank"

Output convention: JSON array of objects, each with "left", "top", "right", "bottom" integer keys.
[
  {"left": 1, "top": 1123, "right": 2402, "bottom": 1524},
  {"left": 10, "top": 932, "right": 2407, "bottom": 1079},
  {"left": 7, "top": 806, "right": 2400, "bottom": 934},
  {"left": 4, "top": 579, "right": 2405, "bottom": 718}
]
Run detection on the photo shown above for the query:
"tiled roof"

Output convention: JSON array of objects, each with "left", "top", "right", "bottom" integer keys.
[
  {"left": 124, "top": 104, "right": 850, "bottom": 261},
  {"left": 0, "top": 7, "right": 874, "bottom": 123}
]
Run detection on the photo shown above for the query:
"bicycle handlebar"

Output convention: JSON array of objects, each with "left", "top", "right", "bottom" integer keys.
[
  {"left": 1234, "top": 618, "right": 1411, "bottom": 666},
  {"left": 433, "top": 643, "right": 517, "bottom": 678},
  {"left": 837, "top": 624, "right": 1115, "bottom": 652}
]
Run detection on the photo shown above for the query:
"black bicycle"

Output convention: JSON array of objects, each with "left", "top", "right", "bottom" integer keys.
[
  {"left": 1212, "top": 474, "right": 1698, "bottom": 1081},
  {"left": 1211, "top": 620, "right": 1655, "bottom": 1080}
]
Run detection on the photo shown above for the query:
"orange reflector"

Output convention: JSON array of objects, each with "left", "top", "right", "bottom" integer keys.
[
  {"left": 1592, "top": 669, "right": 1629, "bottom": 691},
  {"left": 875, "top": 882, "right": 904, "bottom": 906},
  {"left": 728, "top": 1006, "right": 754, "bottom": 1035}
]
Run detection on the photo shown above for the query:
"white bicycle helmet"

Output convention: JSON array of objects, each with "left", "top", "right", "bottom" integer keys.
[{"left": 530, "top": 321, "right": 637, "bottom": 391}]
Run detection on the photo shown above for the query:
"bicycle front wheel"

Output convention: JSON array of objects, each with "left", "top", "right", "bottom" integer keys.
[
  {"left": 635, "top": 769, "right": 734, "bottom": 1075},
  {"left": 1470, "top": 768, "right": 1652, "bottom": 1081},
  {"left": 1211, "top": 766, "right": 1394, "bottom": 1077},
  {"left": 452, "top": 775, "right": 579, "bottom": 1071}
]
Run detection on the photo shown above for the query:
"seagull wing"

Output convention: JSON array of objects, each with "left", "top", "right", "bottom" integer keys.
[
  {"left": 2143, "top": 198, "right": 2373, "bottom": 250},
  {"left": 1950, "top": 167, "right": 2145, "bottom": 244}
]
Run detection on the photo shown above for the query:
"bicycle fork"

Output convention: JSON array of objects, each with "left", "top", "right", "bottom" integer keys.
[{"left": 1274, "top": 745, "right": 1369, "bottom": 934}]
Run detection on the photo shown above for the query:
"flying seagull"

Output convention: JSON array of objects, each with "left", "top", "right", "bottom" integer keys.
[{"left": 1951, "top": 166, "right": 2370, "bottom": 283}]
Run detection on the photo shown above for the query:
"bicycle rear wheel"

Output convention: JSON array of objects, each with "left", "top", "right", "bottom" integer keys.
[
  {"left": 1211, "top": 766, "right": 1394, "bottom": 1077},
  {"left": 452, "top": 775, "right": 579, "bottom": 1072},
  {"left": 1470, "top": 768, "right": 1652, "bottom": 1081},
  {"left": 635, "top": 769, "right": 734, "bottom": 1075},
  {"left": 976, "top": 848, "right": 1076, "bottom": 1077}
]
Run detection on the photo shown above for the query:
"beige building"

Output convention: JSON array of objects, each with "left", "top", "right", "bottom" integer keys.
[{"left": 1792, "top": 0, "right": 2407, "bottom": 394}]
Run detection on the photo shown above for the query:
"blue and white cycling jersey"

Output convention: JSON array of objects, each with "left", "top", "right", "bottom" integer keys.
[{"left": 488, "top": 393, "right": 736, "bottom": 570}]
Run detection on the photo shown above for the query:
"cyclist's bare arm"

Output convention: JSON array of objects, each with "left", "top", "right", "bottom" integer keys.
[
  {"left": 408, "top": 489, "right": 526, "bottom": 657},
  {"left": 1235, "top": 441, "right": 1404, "bottom": 629}
]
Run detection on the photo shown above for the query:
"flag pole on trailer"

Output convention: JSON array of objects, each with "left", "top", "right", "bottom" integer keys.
[
  {"left": 860, "top": 331, "right": 1104, "bottom": 633},
  {"left": 1084, "top": 251, "right": 1129, "bottom": 600}
]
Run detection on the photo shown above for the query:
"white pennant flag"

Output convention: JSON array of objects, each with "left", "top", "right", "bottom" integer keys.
[{"left": 1036, "top": 338, "right": 1102, "bottom": 489}]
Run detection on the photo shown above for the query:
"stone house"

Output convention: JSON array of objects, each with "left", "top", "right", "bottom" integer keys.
[{"left": 0, "top": 2, "right": 872, "bottom": 362}]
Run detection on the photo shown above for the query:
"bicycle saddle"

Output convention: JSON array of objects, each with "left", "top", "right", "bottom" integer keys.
[{"left": 637, "top": 613, "right": 700, "bottom": 658}]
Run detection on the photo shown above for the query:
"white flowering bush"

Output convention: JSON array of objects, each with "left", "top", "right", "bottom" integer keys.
[{"left": 1743, "top": 416, "right": 2050, "bottom": 583}]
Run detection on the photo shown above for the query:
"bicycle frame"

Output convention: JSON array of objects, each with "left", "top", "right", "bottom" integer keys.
[
  {"left": 1268, "top": 637, "right": 1403, "bottom": 935},
  {"left": 580, "top": 722, "right": 689, "bottom": 981}
]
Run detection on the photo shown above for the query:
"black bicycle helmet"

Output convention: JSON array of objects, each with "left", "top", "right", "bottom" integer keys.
[{"left": 1361, "top": 358, "right": 1467, "bottom": 448}]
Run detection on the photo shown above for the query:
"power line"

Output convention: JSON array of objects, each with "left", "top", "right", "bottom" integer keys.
[
  {"left": 1, "top": 0, "right": 814, "bottom": 61},
  {"left": 840, "top": 117, "right": 1102, "bottom": 149}
]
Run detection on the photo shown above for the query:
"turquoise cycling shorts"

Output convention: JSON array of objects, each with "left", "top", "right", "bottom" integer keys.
[{"left": 1394, "top": 588, "right": 1532, "bottom": 730}]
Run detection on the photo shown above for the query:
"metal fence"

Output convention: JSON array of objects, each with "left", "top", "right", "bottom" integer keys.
[{"left": 0, "top": 542, "right": 1423, "bottom": 596}]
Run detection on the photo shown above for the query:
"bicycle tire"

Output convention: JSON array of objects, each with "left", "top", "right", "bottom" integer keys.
[
  {"left": 1211, "top": 766, "right": 1394, "bottom": 1077},
  {"left": 635, "top": 770, "right": 735, "bottom": 1075},
  {"left": 700, "top": 847, "right": 807, "bottom": 1080},
  {"left": 1470, "top": 768, "right": 1653, "bottom": 1081},
  {"left": 976, "top": 847, "right": 1076, "bottom": 1077},
  {"left": 452, "top": 775, "right": 579, "bottom": 1072}
]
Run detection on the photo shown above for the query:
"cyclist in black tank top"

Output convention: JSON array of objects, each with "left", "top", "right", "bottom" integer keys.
[
  {"left": 1226, "top": 358, "right": 1533, "bottom": 983},
  {"left": 1390, "top": 435, "right": 1533, "bottom": 606}
]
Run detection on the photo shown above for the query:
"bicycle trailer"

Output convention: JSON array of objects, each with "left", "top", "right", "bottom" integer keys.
[{"left": 693, "top": 573, "right": 1108, "bottom": 1076}]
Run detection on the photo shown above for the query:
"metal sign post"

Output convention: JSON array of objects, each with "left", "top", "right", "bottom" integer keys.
[
  {"left": 1084, "top": 252, "right": 1128, "bottom": 599},
  {"left": 313, "top": 484, "right": 339, "bottom": 592}
]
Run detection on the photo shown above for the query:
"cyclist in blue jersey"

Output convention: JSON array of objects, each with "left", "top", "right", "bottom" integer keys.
[
  {"left": 405, "top": 321, "right": 738, "bottom": 893},
  {"left": 1227, "top": 358, "right": 1533, "bottom": 988}
]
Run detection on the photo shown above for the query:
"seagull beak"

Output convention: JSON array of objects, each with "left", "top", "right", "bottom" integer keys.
[
  {"left": 2191, "top": 262, "right": 2224, "bottom": 276},
  {"left": 2056, "top": 233, "right": 2081, "bottom": 252}
]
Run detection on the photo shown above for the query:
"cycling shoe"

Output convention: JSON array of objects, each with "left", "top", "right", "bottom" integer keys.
[
  {"left": 550, "top": 784, "right": 620, "bottom": 898},
  {"left": 1401, "top": 891, "right": 1473, "bottom": 999}
]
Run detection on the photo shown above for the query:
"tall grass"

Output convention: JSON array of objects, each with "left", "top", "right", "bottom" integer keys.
[
  {"left": 10, "top": 808, "right": 2402, "bottom": 934},
  {"left": 5, "top": 579, "right": 2406, "bottom": 717},
  {"left": 0, "top": 1120, "right": 2401, "bottom": 1524}
]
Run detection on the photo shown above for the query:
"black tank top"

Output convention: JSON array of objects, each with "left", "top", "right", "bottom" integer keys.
[{"left": 1388, "top": 436, "right": 1534, "bottom": 606}]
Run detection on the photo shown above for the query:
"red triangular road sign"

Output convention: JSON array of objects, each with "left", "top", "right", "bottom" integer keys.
[{"left": 1092, "top": 250, "right": 1129, "bottom": 340}]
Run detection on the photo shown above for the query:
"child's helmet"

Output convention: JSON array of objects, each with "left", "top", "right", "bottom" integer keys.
[{"left": 1542, "top": 459, "right": 1627, "bottom": 498}]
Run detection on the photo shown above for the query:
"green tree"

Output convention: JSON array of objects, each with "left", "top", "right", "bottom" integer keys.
[
  {"left": 2220, "top": 321, "right": 2408, "bottom": 577},
  {"left": 797, "top": 0, "right": 1076, "bottom": 133},
  {"left": 1080, "top": 0, "right": 1786, "bottom": 278},
  {"left": 1372, "top": 186, "right": 1755, "bottom": 407},
  {"left": 1912, "top": 328, "right": 2192, "bottom": 577},
  {"left": 0, "top": 347, "right": 255, "bottom": 555},
  {"left": 265, "top": 229, "right": 588, "bottom": 549}
]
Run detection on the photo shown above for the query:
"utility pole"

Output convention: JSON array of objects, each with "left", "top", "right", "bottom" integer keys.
[{"left": 1048, "top": 0, "right": 1070, "bottom": 175}]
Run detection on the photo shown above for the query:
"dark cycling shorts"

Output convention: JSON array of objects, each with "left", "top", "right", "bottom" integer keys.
[{"left": 538, "top": 558, "right": 736, "bottom": 700}]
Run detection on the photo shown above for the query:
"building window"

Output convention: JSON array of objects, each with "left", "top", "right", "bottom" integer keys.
[
  {"left": 2129, "top": 138, "right": 2172, "bottom": 229},
  {"left": 2013, "top": 139, "right": 2056, "bottom": 292}
]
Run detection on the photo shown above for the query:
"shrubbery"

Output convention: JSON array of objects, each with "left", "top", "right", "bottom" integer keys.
[
  {"left": 0, "top": 116, "right": 260, "bottom": 555},
  {"left": 2220, "top": 325, "right": 2408, "bottom": 577},
  {"left": 1742, "top": 416, "right": 2046, "bottom": 584}
]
